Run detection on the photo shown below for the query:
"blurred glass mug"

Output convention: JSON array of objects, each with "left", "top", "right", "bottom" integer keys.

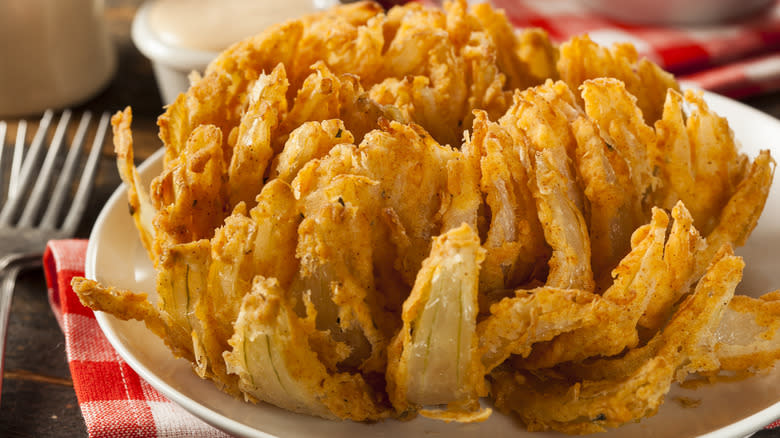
[{"left": 0, "top": 0, "right": 116, "bottom": 117}]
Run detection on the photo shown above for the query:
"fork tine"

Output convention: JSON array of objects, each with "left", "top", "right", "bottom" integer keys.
[
  {"left": 9, "top": 120, "right": 27, "bottom": 199},
  {"left": 40, "top": 112, "right": 92, "bottom": 230},
  {"left": 17, "top": 110, "right": 72, "bottom": 228},
  {"left": 0, "top": 110, "right": 54, "bottom": 225},
  {"left": 61, "top": 112, "right": 109, "bottom": 236},
  {"left": 0, "top": 121, "right": 6, "bottom": 206}
]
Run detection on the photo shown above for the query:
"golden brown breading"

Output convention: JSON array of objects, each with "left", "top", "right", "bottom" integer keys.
[
  {"left": 471, "top": 110, "right": 547, "bottom": 292},
  {"left": 111, "top": 108, "right": 156, "bottom": 260},
  {"left": 387, "top": 224, "right": 488, "bottom": 419},
  {"left": 227, "top": 64, "right": 288, "bottom": 207},
  {"left": 557, "top": 34, "right": 678, "bottom": 124},
  {"left": 491, "top": 248, "right": 743, "bottom": 434}
]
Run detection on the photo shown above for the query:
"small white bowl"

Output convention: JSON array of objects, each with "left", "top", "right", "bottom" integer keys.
[
  {"left": 131, "top": 2, "right": 219, "bottom": 106},
  {"left": 580, "top": 0, "right": 775, "bottom": 25}
]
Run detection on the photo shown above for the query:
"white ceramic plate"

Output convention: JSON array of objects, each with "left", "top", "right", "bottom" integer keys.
[{"left": 85, "top": 90, "right": 780, "bottom": 438}]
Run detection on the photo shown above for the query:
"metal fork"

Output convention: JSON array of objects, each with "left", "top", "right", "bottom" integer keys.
[{"left": 0, "top": 109, "right": 109, "bottom": 400}]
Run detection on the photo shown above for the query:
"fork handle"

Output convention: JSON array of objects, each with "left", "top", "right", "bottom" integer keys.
[
  {"left": 0, "top": 265, "right": 21, "bottom": 401},
  {"left": 0, "top": 254, "right": 42, "bottom": 403}
]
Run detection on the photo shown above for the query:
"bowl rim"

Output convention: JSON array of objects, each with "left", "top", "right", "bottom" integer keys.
[{"left": 131, "top": 1, "right": 217, "bottom": 71}]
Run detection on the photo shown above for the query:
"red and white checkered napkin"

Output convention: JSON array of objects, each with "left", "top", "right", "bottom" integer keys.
[
  {"left": 490, "top": 0, "right": 780, "bottom": 99},
  {"left": 43, "top": 239, "right": 230, "bottom": 438}
]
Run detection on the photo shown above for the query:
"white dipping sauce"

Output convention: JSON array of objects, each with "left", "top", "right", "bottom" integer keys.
[{"left": 147, "top": 0, "right": 335, "bottom": 52}]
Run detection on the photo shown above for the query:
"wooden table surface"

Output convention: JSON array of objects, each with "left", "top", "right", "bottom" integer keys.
[{"left": 0, "top": 1, "right": 779, "bottom": 437}]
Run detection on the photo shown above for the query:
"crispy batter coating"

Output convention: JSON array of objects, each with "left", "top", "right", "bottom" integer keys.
[
  {"left": 581, "top": 78, "right": 659, "bottom": 212},
  {"left": 472, "top": 110, "right": 547, "bottom": 293},
  {"left": 151, "top": 124, "right": 227, "bottom": 251},
  {"left": 557, "top": 34, "right": 679, "bottom": 124},
  {"left": 387, "top": 224, "right": 488, "bottom": 419},
  {"left": 513, "top": 208, "right": 671, "bottom": 370},
  {"left": 223, "top": 276, "right": 391, "bottom": 420},
  {"left": 572, "top": 114, "right": 643, "bottom": 286},
  {"left": 72, "top": 0, "right": 779, "bottom": 433},
  {"left": 715, "top": 291, "right": 780, "bottom": 372},
  {"left": 227, "top": 64, "right": 288, "bottom": 207},
  {"left": 112, "top": 108, "right": 156, "bottom": 258},
  {"left": 491, "top": 249, "right": 743, "bottom": 434}
]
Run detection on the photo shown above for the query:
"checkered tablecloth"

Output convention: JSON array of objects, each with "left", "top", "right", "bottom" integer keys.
[{"left": 488, "top": 0, "right": 780, "bottom": 99}]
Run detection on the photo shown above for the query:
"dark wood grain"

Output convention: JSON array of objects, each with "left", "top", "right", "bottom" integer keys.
[{"left": 0, "top": 1, "right": 778, "bottom": 437}]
